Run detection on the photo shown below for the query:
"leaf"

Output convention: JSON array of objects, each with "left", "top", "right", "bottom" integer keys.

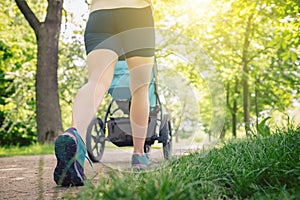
[
  {"left": 291, "top": 52, "right": 298, "bottom": 62},
  {"left": 257, "top": 117, "right": 271, "bottom": 137}
]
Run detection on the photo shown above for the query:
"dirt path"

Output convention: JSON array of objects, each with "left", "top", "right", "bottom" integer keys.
[
  {"left": 1, "top": 154, "right": 82, "bottom": 200},
  {"left": 0, "top": 149, "right": 167, "bottom": 200}
]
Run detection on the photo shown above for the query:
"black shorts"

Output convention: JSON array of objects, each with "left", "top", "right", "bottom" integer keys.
[{"left": 84, "top": 6, "right": 155, "bottom": 59}]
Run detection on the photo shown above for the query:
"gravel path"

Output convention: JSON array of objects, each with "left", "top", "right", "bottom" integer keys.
[{"left": 0, "top": 148, "right": 167, "bottom": 200}]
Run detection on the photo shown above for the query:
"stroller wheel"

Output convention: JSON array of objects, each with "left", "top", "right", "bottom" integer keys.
[
  {"left": 86, "top": 117, "right": 105, "bottom": 162},
  {"left": 160, "top": 115, "right": 172, "bottom": 160},
  {"left": 163, "top": 139, "right": 172, "bottom": 160},
  {"left": 144, "top": 144, "right": 151, "bottom": 153}
]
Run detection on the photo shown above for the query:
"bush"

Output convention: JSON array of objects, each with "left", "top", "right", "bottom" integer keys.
[{"left": 0, "top": 121, "right": 36, "bottom": 146}]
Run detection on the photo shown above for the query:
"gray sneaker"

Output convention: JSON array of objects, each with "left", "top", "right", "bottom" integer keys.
[{"left": 131, "top": 154, "right": 151, "bottom": 170}]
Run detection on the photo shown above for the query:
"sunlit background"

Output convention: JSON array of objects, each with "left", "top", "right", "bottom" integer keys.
[
  {"left": 0, "top": 0, "right": 299, "bottom": 148},
  {"left": 62, "top": 0, "right": 300, "bottom": 135}
]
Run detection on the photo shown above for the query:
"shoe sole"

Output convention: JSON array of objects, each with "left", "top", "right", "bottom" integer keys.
[{"left": 54, "top": 135, "right": 84, "bottom": 186}]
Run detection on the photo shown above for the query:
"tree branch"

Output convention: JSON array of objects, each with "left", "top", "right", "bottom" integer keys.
[
  {"left": 247, "top": 47, "right": 272, "bottom": 63},
  {"left": 15, "top": 0, "right": 41, "bottom": 34},
  {"left": 45, "top": 0, "right": 63, "bottom": 23}
]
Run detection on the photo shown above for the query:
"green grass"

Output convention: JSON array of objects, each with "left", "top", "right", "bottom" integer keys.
[
  {"left": 0, "top": 143, "right": 54, "bottom": 157},
  {"left": 66, "top": 127, "right": 300, "bottom": 200}
]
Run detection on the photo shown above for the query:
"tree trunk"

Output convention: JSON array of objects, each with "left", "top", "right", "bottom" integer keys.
[
  {"left": 15, "top": 0, "right": 63, "bottom": 143},
  {"left": 219, "top": 126, "right": 226, "bottom": 139},
  {"left": 255, "top": 75, "right": 259, "bottom": 130},
  {"left": 232, "top": 77, "right": 238, "bottom": 138},
  {"left": 242, "top": 14, "right": 253, "bottom": 136},
  {"left": 221, "top": 81, "right": 232, "bottom": 140},
  {"left": 225, "top": 78, "right": 238, "bottom": 139},
  {"left": 36, "top": 25, "right": 63, "bottom": 143}
]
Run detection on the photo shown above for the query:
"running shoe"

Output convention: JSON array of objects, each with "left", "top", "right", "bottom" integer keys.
[
  {"left": 54, "top": 128, "right": 86, "bottom": 186},
  {"left": 131, "top": 154, "right": 151, "bottom": 170}
]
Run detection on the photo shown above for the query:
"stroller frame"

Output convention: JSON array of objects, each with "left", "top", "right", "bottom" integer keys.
[{"left": 86, "top": 60, "right": 172, "bottom": 163}]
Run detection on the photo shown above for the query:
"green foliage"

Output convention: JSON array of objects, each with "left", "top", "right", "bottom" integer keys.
[
  {"left": 152, "top": 0, "right": 300, "bottom": 138},
  {"left": 0, "top": 1, "right": 37, "bottom": 146},
  {"left": 203, "top": 0, "right": 300, "bottom": 136},
  {"left": 257, "top": 117, "right": 271, "bottom": 136},
  {"left": 0, "top": 41, "right": 13, "bottom": 122},
  {"left": 0, "top": 143, "right": 54, "bottom": 157},
  {"left": 65, "top": 127, "right": 300, "bottom": 200}
]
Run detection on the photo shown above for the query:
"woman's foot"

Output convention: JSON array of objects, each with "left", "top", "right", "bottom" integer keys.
[
  {"left": 54, "top": 128, "right": 86, "bottom": 186},
  {"left": 131, "top": 153, "right": 151, "bottom": 170}
]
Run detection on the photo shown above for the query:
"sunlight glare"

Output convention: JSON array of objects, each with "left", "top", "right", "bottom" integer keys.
[
  {"left": 184, "top": 0, "right": 215, "bottom": 18},
  {"left": 186, "top": 0, "right": 212, "bottom": 8}
]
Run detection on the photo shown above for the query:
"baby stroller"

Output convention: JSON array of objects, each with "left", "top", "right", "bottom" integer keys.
[{"left": 86, "top": 60, "right": 172, "bottom": 163}]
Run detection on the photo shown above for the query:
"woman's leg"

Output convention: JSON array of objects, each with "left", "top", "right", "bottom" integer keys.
[
  {"left": 72, "top": 49, "right": 118, "bottom": 139},
  {"left": 54, "top": 49, "right": 117, "bottom": 186},
  {"left": 126, "top": 56, "right": 154, "bottom": 155}
]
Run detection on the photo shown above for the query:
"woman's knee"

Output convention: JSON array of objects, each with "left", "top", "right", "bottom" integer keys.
[{"left": 131, "top": 84, "right": 149, "bottom": 100}]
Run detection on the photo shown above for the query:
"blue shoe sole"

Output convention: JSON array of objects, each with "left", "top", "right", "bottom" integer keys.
[{"left": 54, "top": 135, "right": 84, "bottom": 186}]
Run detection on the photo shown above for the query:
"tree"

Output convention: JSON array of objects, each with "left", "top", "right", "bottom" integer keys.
[
  {"left": 15, "top": 0, "right": 63, "bottom": 143},
  {"left": 154, "top": 0, "right": 299, "bottom": 138}
]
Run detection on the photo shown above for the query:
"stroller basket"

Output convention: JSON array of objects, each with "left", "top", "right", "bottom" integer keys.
[{"left": 107, "top": 110, "right": 158, "bottom": 147}]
